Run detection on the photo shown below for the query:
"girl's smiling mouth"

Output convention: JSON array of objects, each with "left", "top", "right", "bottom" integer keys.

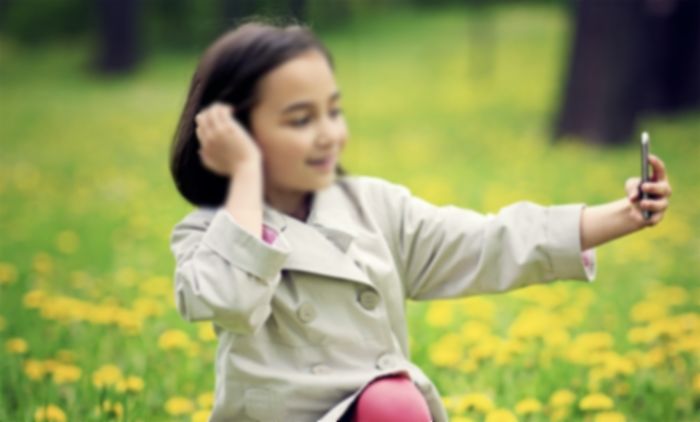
[{"left": 306, "top": 155, "right": 336, "bottom": 171}]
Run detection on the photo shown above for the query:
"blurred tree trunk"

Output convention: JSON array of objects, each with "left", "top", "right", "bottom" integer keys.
[
  {"left": 554, "top": 0, "right": 700, "bottom": 145},
  {"left": 95, "top": 0, "right": 141, "bottom": 74},
  {"left": 644, "top": 0, "right": 700, "bottom": 113}
]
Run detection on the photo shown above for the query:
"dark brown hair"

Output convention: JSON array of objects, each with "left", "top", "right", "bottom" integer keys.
[{"left": 169, "top": 20, "right": 347, "bottom": 207}]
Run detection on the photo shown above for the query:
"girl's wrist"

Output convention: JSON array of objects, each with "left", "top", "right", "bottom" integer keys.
[{"left": 232, "top": 157, "right": 262, "bottom": 176}]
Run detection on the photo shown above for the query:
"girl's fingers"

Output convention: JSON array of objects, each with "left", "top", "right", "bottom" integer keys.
[
  {"left": 639, "top": 197, "right": 668, "bottom": 213},
  {"left": 625, "top": 177, "right": 641, "bottom": 200},
  {"left": 641, "top": 180, "right": 672, "bottom": 198},
  {"left": 195, "top": 124, "right": 209, "bottom": 142},
  {"left": 648, "top": 154, "right": 667, "bottom": 182}
]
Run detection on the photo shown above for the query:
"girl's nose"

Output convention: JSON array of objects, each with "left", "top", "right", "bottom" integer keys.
[{"left": 315, "top": 118, "right": 344, "bottom": 147}]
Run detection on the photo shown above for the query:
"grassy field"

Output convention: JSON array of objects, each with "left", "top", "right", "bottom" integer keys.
[{"left": 1, "top": 4, "right": 699, "bottom": 421}]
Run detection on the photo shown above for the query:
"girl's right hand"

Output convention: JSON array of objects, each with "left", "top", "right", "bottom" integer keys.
[{"left": 194, "top": 102, "right": 261, "bottom": 176}]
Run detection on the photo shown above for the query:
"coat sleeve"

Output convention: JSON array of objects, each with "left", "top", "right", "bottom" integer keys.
[
  {"left": 379, "top": 181, "right": 597, "bottom": 300},
  {"left": 169, "top": 208, "right": 290, "bottom": 334}
]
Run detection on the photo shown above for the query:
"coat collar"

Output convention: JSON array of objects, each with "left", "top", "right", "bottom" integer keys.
[{"left": 261, "top": 178, "right": 371, "bottom": 287}]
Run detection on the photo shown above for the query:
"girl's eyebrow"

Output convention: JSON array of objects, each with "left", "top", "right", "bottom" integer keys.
[{"left": 281, "top": 91, "right": 341, "bottom": 114}]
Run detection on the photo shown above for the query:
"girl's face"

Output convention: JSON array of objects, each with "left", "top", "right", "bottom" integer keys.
[{"left": 249, "top": 49, "right": 347, "bottom": 201}]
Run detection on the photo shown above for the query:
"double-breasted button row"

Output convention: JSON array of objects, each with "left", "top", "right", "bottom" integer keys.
[
  {"left": 358, "top": 289, "right": 380, "bottom": 310},
  {"left": 297, "top": 302, "right": 317, "bottom": 323}
]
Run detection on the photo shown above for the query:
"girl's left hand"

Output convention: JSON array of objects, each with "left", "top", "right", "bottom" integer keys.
[{"left": 624, "top": 154, "right": 672, "bottom": 228}]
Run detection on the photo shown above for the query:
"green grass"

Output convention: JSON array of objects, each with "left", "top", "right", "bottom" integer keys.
[{"left": 1, "top": 3, "right": 699, "bottom": 421}]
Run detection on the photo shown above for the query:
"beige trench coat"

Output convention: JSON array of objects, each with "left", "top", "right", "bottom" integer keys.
[{"left": 169, "top": 175, "right": 597, "bottom": 421}]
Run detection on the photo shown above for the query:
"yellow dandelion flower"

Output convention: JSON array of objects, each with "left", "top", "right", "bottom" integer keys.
[
  {"left": 594, "top": 411, "right": 626, "bottom": 422},
  {"left": 508, "top": 308, "right": 556, "bottom": 339},
  {"left": 117, "top": 375, "right": 144, "bottom": 394},
  {"left": 607, "top": 354, "right": 635, "bottom": 376},
  {"left": 646, "top": 285, "right": 688, "bottom": 307},
  {"left": 543, "top": 328, "right": 570, "bottom": 348},
  {"left": 34, "top": 404, "right": 66, "bottom": 422},
  {"left": 197, "top": 392, "right": 214, "bottom": 409},
  {"left": 104, "top": 400, "right": 124, "bottom": 418},
  {"left": 165, "top": 396, "right": 195, "bottom": 416},
  {"left": 637, "top": 347, "right": 666, "bottom": 369},
  {"left": 630, "top": 301, "right": 667, "bottom": 323},
  {"left": 428, "top": 333, "right": 463, "bottom": 367},
  {"left": 574, "top": 332, "right": 614, "bottom": 350},
  {"left": 116, "top": 310, "right": 143, "bottom": 334},
  {"left": 485, "top": 408, "right": 518, "bottom": 422},
  {"left": 549, "top": 389, "right": 576, "bottom": 408},
  {"left": 24, "top": 359, "right": 47, "bottom": 381},
  {"left": 459, "top": 393, "right": 495, "bottom": 413},
  {"left": 198, "top": 323, "right": 217, "bottom": 342},
  {"left": 6, "top": 337, "right": 28, "bottom": 354},
  {"left": 459, "top": 296, "right": 496, "bottom": 322},
  {"left": 158, "top": 329, "right": 191, "bottom": 350},
  {"left": 674, "top": 312, "right": 700, "bottom": 333},
  {"left": 192, "top": 410, "right": 210, "bottom": 422},
  {"left": 469, "top": 336, "right": 501, "bottom": 361},
  {"left": 55, "top": 230, "right": 80, "bottom": 254},
  {"left": 0, "top": 262, "right": 18, "bottom": 285},
  {"left": 549, "top": 407, "right": 571, "bottom": 422},
  {"left": 52, "top": 364, "right": 82, "bottom": 384},
  {"left": 92, "top": 364, "right": 123, "bottom": 388},
  {"left": 23, "top": 289, "right": 47, "bottom": 309},
  {"left": 514, "top": 398, "right": 542, "bottom": 415},
  {"left": 579, "top": 393, "right": 614, "bottom": 411},
  {"left": 426, "top": 301, "right": 454, "bottom": 328},
  {"left": 627, "top": 326, "right": 655, "bottom": 344},
  {"left": 560, "top": 305, "right": 586, "bottom": 326},
  {"left": 459, "top": 320, "right": 491, "bottom": 344}
]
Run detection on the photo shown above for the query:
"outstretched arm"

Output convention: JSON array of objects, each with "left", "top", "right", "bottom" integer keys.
[{"left": 580, "top": 154, "right": 672, "bottom": 250}]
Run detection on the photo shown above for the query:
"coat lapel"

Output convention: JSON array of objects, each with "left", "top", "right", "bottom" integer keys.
[{"left": 261, "top": 180, "right": 372, "bottom": 287}]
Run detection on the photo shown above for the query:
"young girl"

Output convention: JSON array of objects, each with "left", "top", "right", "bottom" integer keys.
[{"left": 168, "top": 21, "right": 672, "bottom": 422}]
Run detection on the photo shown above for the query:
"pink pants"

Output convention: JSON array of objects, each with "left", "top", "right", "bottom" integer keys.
[{"left": 349, "top": 373, "right": 432, "bottom": 422}]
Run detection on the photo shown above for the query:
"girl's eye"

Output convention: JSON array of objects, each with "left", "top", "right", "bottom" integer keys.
[
  {"left": 330, "top": 108, "right": 343, "bottom": 118},
  {"left": 290, "top": 116, "right": 311, "bottom": 127}
]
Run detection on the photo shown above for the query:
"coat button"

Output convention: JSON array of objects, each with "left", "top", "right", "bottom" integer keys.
[
  {"left": 311, "top": 364, "right": 331, "bottom": 375},
  {"left": 297, "top": 303, "right": 317, "bottom": 323},
  {"left": 358, "top": 290, "right": 380, "bottom": 311},
  {"left": 376, "top": 353, "right": 400, "bottom": 370}
]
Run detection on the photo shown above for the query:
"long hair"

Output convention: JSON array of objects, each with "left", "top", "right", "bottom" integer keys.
[{"left": 169, "top": 21, "right": 347, "bottom": 207}]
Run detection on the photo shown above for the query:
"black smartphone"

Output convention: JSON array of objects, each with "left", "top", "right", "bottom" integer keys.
[{"left": 641, "top": 132, "right": 651, "bottom": 220}]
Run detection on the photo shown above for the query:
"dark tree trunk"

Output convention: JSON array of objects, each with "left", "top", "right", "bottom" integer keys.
[
  {"left": 644, "top": 0, "right": 700, "bottom": 113},
  {"left": 95, "top": 0, "right": 141, "bottom": 75},
  {"left": 554, "top": 0, "right": 700, "bottom": 145}
]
